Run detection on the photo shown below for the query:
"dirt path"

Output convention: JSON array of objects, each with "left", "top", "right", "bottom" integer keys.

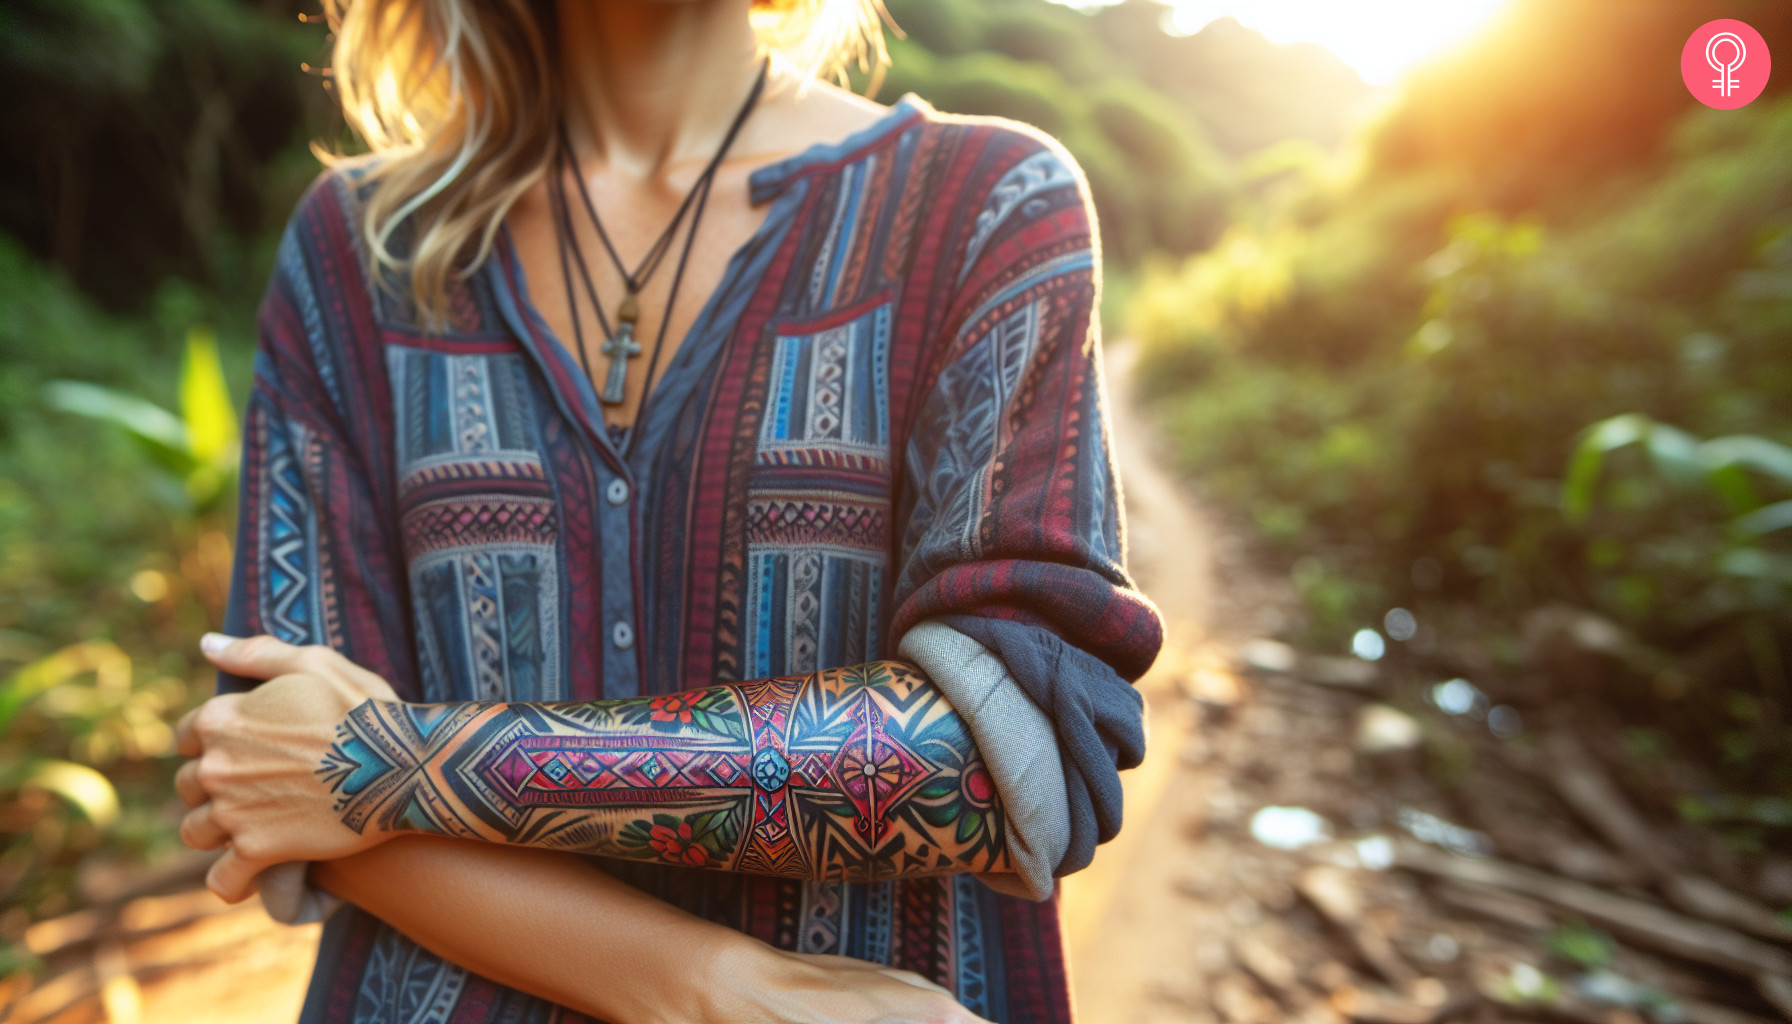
[
  {"left": 6, "top": 890, "right": 319, "bottom": 1024},
  {"left": 1061, "top": 339, "right": 1296, "bottom": 1023}
]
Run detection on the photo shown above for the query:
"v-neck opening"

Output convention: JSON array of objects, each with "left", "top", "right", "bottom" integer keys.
[{"left": 490, "top": 94, "right": 926, "bottom": 465}]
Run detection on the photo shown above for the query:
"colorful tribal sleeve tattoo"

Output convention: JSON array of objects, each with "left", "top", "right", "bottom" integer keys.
[{"left": 318, "top": 663, "right": 1012, "bottom": 880}]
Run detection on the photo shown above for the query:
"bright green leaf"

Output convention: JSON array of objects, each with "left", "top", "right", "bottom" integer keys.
[
  {"left": 44, "top": 379, "right": 191, "bottom": 472},
  {"left": 1703, "top": 435, "right": 1792, "bottom": 485},
  {"left": 1704, "top": 463, "right": 1762, "bottom": 516},
  {"left": 0, "top": 641, "right": 132, "bottom": 735},
  {"left": 25, "top": 759, "right": 120, "bottom": 827},
  {"left": 1717, "top": 549, "right": 1792, "bottom": 584},
  {"left": 1734, "top": 500, "right": 1792, "bottom": 537},
  {"left": 1563, "top": 414, "right": 1650, "bottom": 523},
  {"left": 1643, "top": 422, "right": 1704, "bottom": 489},
  {"left": 1546, "top": 922, "right": 1614, "bottom": 968},
  {"left": 180, "top": 326, "right": 239, "bottom": 468}
]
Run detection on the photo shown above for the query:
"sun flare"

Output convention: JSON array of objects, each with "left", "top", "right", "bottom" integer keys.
[{"left": 1164, "top": 0, "right": 1518, "bottom": 86}]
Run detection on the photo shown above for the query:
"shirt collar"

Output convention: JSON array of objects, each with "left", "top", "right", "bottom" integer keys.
[{"left": 747, "top": 93, "right": 929, "bottom": 204}]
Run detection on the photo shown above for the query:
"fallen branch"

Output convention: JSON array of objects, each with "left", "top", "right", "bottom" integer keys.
[
  {"left": 1664, "top": 876, "right": 1792, "bottom": 946},
  {"left": 1297, "top": 865, "right": 1419, "bottom": 987},
  {"left": 1544, "top": 732, "right": 1792, "bottom": 944},
  {"left": 1430, "top": 880, "right": 1554, "bottom": 931},
  {"left": 1758, "top": 974, "right": 1792, "bottom": 1021},
  {"left": 1393, "top": 842, "right": 1792, "bottom": 980},
  {"left": 1543, "top": 732, "right": 1678, "bottom": 877}
]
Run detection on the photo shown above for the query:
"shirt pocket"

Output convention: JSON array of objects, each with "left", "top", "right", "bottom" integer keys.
[
  {"left": 743, "top": 295, "right": 895, "bottom": 677},
  {"left": 386, "top": 345, "right": 564, "bottom": 703}
]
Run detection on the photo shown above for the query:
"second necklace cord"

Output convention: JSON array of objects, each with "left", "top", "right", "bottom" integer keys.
[{"left": 552, "top": 57, "right": 771, "bottom": 411}]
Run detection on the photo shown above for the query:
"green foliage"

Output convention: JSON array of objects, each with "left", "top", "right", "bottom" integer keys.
[
  {"left": 1135, "top": 5, "right": 1792, "bottom": 803},
  {"left": 1545, "top": 922, "right": 1615, "bottom": 969},
  {"left": 47, "top": 327, "right": 243, "bottom": 514},
  {"left": 879, "top": 40, "right": 1232, "bottom": 262},
  {"left": 877, "top": 0, "right": 1370, "bottom": 264},
  {"left": 0, "top": 0, "right": 323, "bottom": 308},
  {"left": 0, "top": 234, "right": 247, "bottom": 933},
  {"left": 1, "top": 640, "right": 194, "bottom": 926}
]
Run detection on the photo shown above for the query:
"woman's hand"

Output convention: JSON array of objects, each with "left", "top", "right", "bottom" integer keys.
[
  {"left": 694, "top": 942, "right": 995, "bottom": 1024},
  {"left": 175, "top": 633, "right": 402, "bottom": 903}
]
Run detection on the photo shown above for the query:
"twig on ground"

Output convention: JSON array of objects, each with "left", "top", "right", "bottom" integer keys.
[
  {"left": 1298, "top": 865, "right": 1420, "bottom": 987},
  {"left": 1394, "top": 842, "right": 1792, "bottom": 980},
  {"left": 1544, "top": 732, "right": 1792, "bottom": 944}
]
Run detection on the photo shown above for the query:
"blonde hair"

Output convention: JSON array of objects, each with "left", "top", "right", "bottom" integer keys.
[{"left": 322, "top": 0, "right": 889, "bottom": 328}]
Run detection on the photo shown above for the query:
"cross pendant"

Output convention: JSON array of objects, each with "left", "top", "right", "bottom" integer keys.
[{"left": 598, "top": 320, "right": 642, "bottom": 405}]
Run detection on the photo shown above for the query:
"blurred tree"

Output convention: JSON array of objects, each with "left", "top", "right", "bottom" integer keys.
[
  {"left": 0, "top": 0, "right": 323, "bottom": 309},
  {"left": 879, "top": 0, "right": 1370, "bottom": 263},
  {"left": 1088, "top": 7, "right": 1373, "bottom": 157},
  {"left": 883, "top": 0, "right": 979, "bottom": 56},
  {"left": 979, "top": 5, "right": 1107, "bottom": 83}
]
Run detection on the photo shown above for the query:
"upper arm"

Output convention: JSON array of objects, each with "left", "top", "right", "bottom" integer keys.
[
  {"left": 891, "top": 127, "right": 1158, "bottom": 681},
  {"left": 221, "top": 172, "right": 418, "bottom": 696}
]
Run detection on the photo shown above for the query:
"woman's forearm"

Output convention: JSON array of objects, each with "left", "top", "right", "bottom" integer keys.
[
  {"left": 312, "top": 836, "right": 757, "bottom": 1024},
  {"left": 323, "top": 661, "right": 1012, "bottom": 880}
]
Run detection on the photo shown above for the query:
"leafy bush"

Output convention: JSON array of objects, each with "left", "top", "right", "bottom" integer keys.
[{"left": 0, "top": 237, "right": 250, "bottom": 938}]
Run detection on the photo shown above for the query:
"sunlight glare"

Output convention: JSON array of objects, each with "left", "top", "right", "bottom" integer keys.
[{"left": 1164, "top": 0, "right": 1517, "bottom": 86}]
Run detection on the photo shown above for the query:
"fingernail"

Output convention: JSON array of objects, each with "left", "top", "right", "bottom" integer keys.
[{"left": 200, "top": 632, "right": 236, "bottom": 656}]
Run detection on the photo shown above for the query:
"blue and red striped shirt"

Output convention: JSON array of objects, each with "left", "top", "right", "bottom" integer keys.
[{"left": 227, "top": 95, "right": 1161, "bottom": 1024}]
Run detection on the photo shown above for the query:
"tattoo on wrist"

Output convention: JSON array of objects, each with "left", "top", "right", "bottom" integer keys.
[{"left": 315, "top": 665, "right": 1009, "bottom": 880}]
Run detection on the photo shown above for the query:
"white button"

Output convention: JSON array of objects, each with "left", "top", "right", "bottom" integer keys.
[
  {"left": 612, "top": 622, "right": 634, "bottom": 649},
  {"left": 605, "top": 479, "right": 630, "bottom": 505}
]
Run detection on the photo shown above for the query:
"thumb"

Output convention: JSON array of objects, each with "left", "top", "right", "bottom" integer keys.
[
  {"left": 200, "top": 633, "right": 306, "bottom": 681},
  {"left": 207, "top": 846, "right": 269, "bottom": 904}
]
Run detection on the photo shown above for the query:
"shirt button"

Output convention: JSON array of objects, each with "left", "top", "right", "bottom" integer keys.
[
  {"left": 605, "top": 479, "right": 630, "bottom": 505},
  {"left": 612, "top": 621, "right": 634, "bottom": 650}
]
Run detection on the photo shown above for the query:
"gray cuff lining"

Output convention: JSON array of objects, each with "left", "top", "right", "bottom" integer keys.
[{"left": 897, "top": 619, "right": 1071, "bottom": 901}]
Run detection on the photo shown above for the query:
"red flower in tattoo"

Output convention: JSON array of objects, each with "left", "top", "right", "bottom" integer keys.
[
  {"left": 649, "top": 821, "right": 710, "bottom": 866},
  {"left": 962, "top": 763, "right": 995, "bottom": 808},
  {"left": 648, "top": 694, "right": 697, "bottom": 725}
]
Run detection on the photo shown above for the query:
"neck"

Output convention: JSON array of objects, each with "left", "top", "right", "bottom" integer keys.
[{"left": 555, "top": 0, "right": 763, "bottom": 179}]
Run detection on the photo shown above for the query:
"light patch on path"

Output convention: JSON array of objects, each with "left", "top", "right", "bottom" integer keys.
[{"left": 1062, "top": 339, "right": 1224, "bottom": 1024}]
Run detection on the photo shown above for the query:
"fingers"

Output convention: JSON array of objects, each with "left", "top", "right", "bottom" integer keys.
[
  {"left": 789, "top": 953, "right": 889, "bottom": 971},
  {"left": 199, "top": 633, "right": 309, "bottom": 681},
  {"left": 206, "top": 847, "right": 268, "bottom": 904},
  {"left": 175, "top": 759, "right": 207, "bottom": 807},
  {"left": 878, "top": 968, "right": 955, "bottom": 997},
  {"left": 175, "top": 694, "right": 242, "bottom": 761},
  {"left": 199, "top": 633, "right": 398, "bottom": 702},
  {"left": 176, "top": 706, "right": 203, "bottom": 758},
  {"left": 180, "top": 802, "right": 229, "bottom": 851},
  {"left": 341, "top": 662, "right": 400, "bottom": 702}
]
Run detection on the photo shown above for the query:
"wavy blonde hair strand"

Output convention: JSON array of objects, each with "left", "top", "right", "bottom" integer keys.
[{"left": 322, "top": 0, "right": 890, "bottom": 328}]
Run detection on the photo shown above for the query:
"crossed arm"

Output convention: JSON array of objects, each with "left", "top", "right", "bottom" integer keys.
[
  {"left": 177, "top": 636, "right": 1013, "bottom": 898},
  {"left": 175, "top": 636, "right": 1008, "bottom": 1024},
  {"left": 321, "top": 661, "right": 1010, "bottom": 879}
]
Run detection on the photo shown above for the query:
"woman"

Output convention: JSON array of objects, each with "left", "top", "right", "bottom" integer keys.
[{"left": 173, "top": 0, "right": 1161, "bottom": 1021}]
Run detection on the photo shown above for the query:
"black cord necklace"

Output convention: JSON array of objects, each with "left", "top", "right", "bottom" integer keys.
[{"left": 553, "top": 58, "right": 769, "bottom": 413}]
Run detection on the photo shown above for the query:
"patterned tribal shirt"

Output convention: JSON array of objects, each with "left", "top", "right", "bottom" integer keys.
[{"left": 224, "top": 96, "right": 1162, "bottom": 1024}]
